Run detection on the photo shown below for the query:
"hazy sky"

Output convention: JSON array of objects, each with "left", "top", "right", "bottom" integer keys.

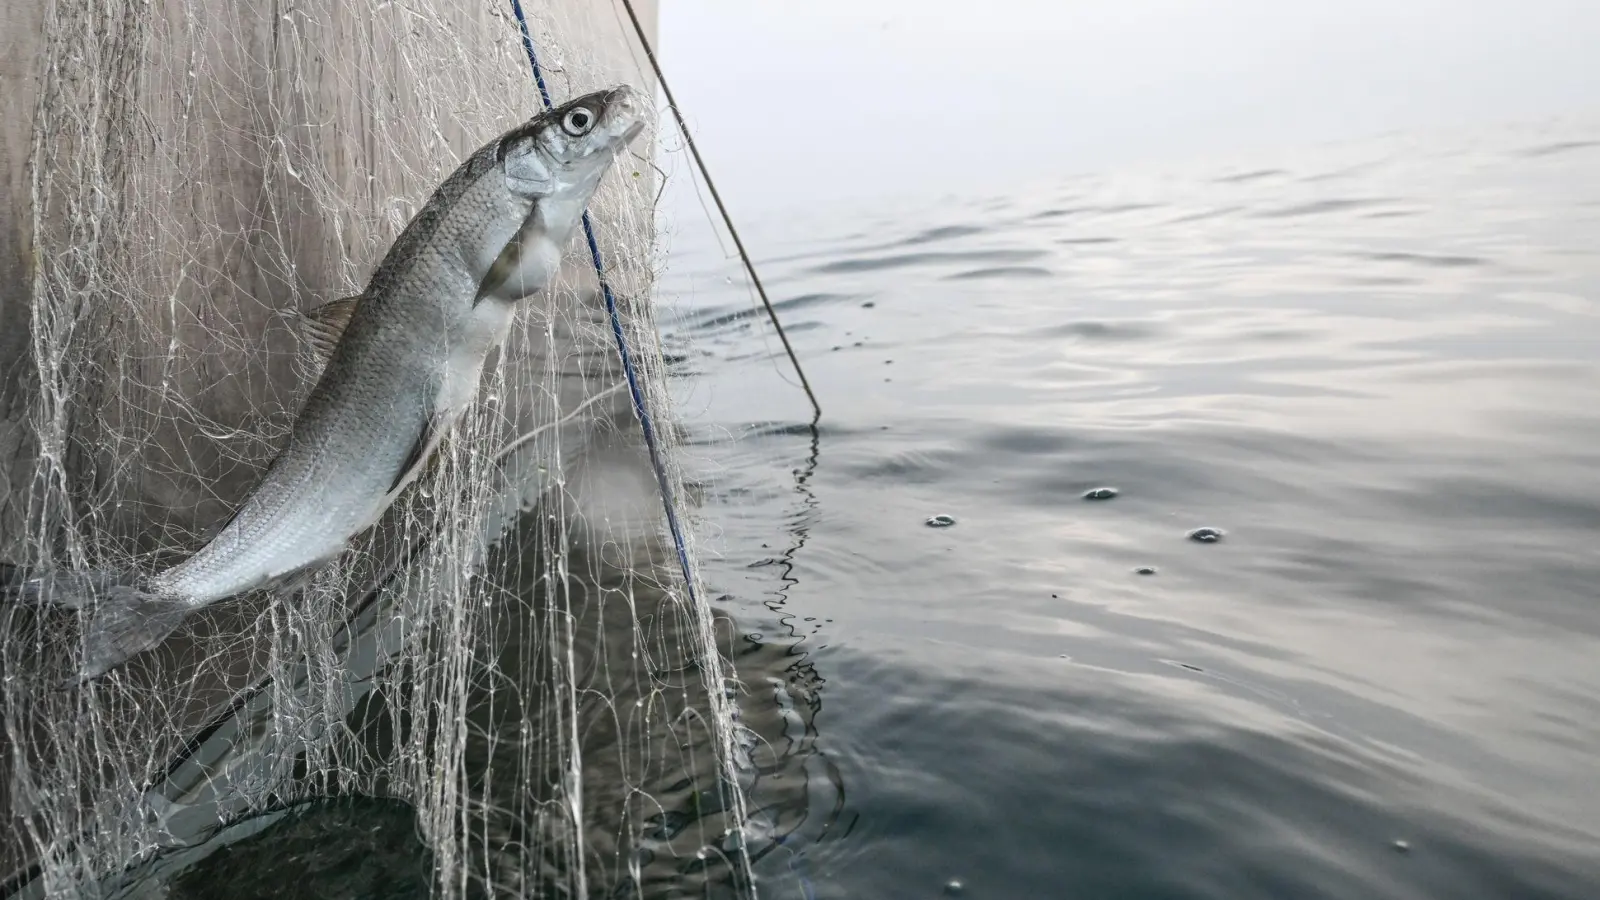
[{"left": 655, "top": 0, "right": 1599, "bottom": 217}]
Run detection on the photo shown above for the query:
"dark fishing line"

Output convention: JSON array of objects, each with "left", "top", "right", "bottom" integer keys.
[{"left": 613, "top": 0, "right": 823, "bottom": 422}]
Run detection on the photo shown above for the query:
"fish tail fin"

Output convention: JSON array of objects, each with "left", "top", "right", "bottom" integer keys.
[
  {"left": 2, "top": 566, "right": 189, "bottom": 682},
  {"left": 3, "top": 566, "right": 121, "bottom": 609},
  {"left": 72, "top": 586, "right": 191, "bottom": 683}
]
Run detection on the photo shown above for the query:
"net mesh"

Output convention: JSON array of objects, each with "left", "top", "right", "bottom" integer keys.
[{"left": 0, "top": 1, "right": 796, "bottom": 897}]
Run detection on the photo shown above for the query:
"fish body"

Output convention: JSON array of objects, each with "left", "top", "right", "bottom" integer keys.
[{"left": 13, "top": 85, "right": 646, "bottom": 681}]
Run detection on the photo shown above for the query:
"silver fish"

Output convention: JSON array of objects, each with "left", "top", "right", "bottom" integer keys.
[{"left": 11, "top": 85, "right": 647, "bottom": 682}]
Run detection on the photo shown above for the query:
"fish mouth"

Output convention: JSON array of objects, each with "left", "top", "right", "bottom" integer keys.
[
  {"left": 601, "top": 84, "right": 636, "bottom": 104},
  {"left": 599, "top": 84, "right": 647, "bottom": 145}
]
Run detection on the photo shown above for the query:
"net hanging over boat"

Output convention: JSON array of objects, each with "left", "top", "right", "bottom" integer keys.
[{"left": 0, "top": 1, "right": 823, "bottom": 897}]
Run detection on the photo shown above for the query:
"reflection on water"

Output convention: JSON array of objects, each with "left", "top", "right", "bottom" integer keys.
[
  {"left": 164, "top": 798, "right": 433, "bottom": 900},
  {"left": 40, "top": 423, "right": 838, "bottom": 900},
  {"left": 668, "top": 121, "right": 1600, "bottom": 899}
]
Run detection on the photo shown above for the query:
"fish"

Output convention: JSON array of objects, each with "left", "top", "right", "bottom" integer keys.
[{"left": 7, "top": 84, "right": 648, "bottom": 683}]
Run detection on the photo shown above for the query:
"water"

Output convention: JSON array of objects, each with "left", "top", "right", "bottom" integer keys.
[
  {"left": 20, "top": 121, "right": 1595, "bottom": 900},
  {"left": 671, "top": 121, "right": 1600, "bottom": 899}
]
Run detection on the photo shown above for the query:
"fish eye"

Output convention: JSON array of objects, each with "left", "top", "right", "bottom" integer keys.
[{"left": 561, "top": 107, "right": 595, "bottom": 136}]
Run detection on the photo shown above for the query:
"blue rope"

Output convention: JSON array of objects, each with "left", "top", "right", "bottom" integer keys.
[
  {"left": 508, "top": 0, "right": 701, "bottom": 607},
  {"left": 785, "top": 843, "right": 820, "bottom": 900}
]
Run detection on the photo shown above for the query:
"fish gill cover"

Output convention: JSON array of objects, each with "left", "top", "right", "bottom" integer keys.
[{"left": 0, "top": 2, "right": 802, "bottom": 898}]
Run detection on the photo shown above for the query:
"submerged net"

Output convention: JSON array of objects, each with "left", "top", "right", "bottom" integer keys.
[{"left": 0, "top": 1, "right": 792, "bottom": 897}]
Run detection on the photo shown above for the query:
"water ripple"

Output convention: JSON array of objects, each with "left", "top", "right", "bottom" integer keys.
[
  {"left": 1357, "top": 251, "right": 1487, "bottom": 268},
  {"left": 943, "top": 265, "right": 1053, "bottom": 280},
  {"left": 1255, "top": 197, "right": 1395, "bottom": 218},
  {"left": 673, "top": 120, "right": 1600, "bottom": 900},
  {"left": 811, "top": 248, "right": 1048, "bottom": 274}
]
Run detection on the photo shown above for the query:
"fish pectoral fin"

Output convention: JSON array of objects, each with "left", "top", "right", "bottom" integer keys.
[
  {"left": 388, "top": 414, "right": 451, "bottom": 495},
  {"left": 476, "top": 237, "right": 524, "bottom": 306},
  {"left": 475, "top": 200, "right": 540, "bottom": 306},
  {"left": 288, "top": 295, "right": 362, "bottom": 364}
]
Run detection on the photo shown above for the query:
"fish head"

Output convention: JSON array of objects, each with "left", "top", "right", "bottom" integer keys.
[
  {"left": 474, "top": 85, "right": 645, "bottom": 302},
  {"left": 498, "top": 85, "right": 646, "bottom": 202}
]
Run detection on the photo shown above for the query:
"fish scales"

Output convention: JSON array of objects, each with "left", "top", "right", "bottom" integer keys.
[{"left": 8, "top": 85, "right": 646, "bottom": 682}]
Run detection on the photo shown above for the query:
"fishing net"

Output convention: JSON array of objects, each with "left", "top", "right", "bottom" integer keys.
[{"left": 0, "top": 1, "right": 821, "bottom": 897}]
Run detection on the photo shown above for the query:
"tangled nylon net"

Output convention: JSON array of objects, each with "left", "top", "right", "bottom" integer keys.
[{"left": 0, "top": 1, "right": 793, "bottom": 897}]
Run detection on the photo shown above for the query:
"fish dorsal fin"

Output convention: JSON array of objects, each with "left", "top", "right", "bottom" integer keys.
[{"left": 292, "top": 295, "right": 362, "bottom": 363}]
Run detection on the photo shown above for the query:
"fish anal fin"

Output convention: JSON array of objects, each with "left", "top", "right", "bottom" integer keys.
[{"left": 289, "top": 295, "right": 362, "bottom": 364}]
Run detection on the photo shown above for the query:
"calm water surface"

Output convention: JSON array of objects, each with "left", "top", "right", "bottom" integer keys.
[{"left": 669, "top": 121, "right": 1600, "bottom": 899}]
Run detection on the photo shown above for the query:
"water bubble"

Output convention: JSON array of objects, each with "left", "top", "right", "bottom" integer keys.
[
  {"left": 1187, "top": 527, "right": 1224, "bottom": 543},
  {"left": 1134, "top": 566, "right": 1158, "bottom": 576},
  {"left": 944, "top": 879, "right": 965, "bottom": 895},
  {"left": 1392, "top": 839, "right": 1411, "bottom": 853},
  {"left": 925, "top": 514, "right": 957, "bottom": 528},
  {"left": 1083, "top": 486, "right": 1119, "bottom": 500}
]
